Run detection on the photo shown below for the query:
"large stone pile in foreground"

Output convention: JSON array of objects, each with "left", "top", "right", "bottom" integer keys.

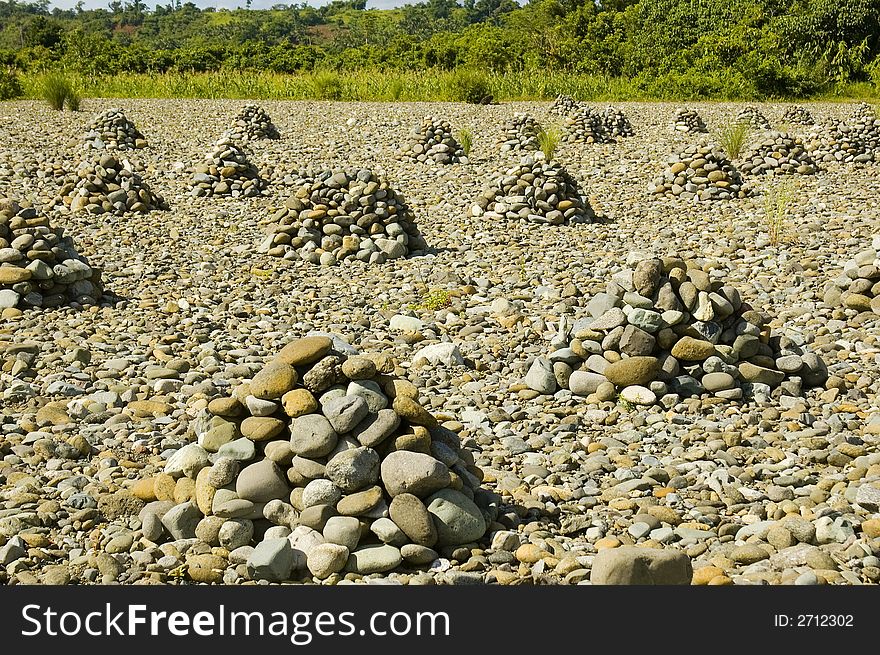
[
  {"left": 398, "top": 117, "right": 466, "bottom": 164},
  {"left": 672, "top": 108, "right": 707, "bottom": 133},
  {"left": 83, "top": 108, "right": 147, "bottom": 150},
  {"left": 824, "top": 238, "right": 880, "bottom": 314},
  {"left": 225, "top": 104, "right": 280, "bottom": 142},
  {"left": 524, "top": 257, "right": 828, "bottom": 407},
  {"left": 259, "top": 168, "right": 426, "bottom": 265},
  {"left": 129, "top": 335, "right": 494, "bottom": 582},
  {"left": 470, "top": 154, "right": 593, "bottom": 225},
  {"left": 189, "top": 137, "right": 265, "bottom": 197},
  {"left": 652, "top": 144, "right": 748, "bottom": 200},
  {"left": 0, "top": 199, "right": 103, "bottom": 310},
  {"left": 735, "top": 106, "right": 771, "bottom": 130},
  {"left": 739, "top": 132, "right": 817, "bottom": 176},
  {"left": 496, "top": 113, "right": 541, "bottom": 153},
  {"left": 781, "top": 105, "right": 814, "bottom": 126},
  {"left": 54, "top": 154, "right": 166, "bottom": 215}
]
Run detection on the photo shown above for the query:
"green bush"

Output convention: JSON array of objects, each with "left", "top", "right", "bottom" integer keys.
[
  {"left": 447, "top": 68, "right": 492, "bottom": 104},
  {"left": 310, "top": 70, "right": 344, "bottom": 100},
  {"left": 41, "top": 72, "right": 77, "bottom": 110},
  {"left": 0, "top": 68, "right": 23, "bottom": 100}
]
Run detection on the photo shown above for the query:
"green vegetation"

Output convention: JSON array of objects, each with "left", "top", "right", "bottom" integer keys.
[
  {"left": 764, "top": 178, "right": 796, "bottom": 246},
  {"left": 0, "top": 67, "right": 22, "bottom": 99},
  {"left": 717, "top": 121, "right": 752, "bottom": 159},
  {"left": 456, "top": 128, "right": 473, "bottom": 156},
  {"left": 0, "top": 1, "right": 878, "bottom": 101},
  {"left": 39, "top": 70, "right": 79, "bottom": 110},
  {"left": 537, "top": 125, "right": 562, "bottom": 161}
]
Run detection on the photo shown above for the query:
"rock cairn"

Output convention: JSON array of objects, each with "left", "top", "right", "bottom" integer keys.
[
  {"left": 54, "top": 154, "right": 166, "bottom": 215},
  {"left": 600, "top": 106, "right": 634, "bottom": 138},
  {"left": 190, "top": 137, "right": 265, "bottom": 197},
  {"left": 469, "top": 154, "right": 593, "bottom": 225},
  {"left": 0, "top": 199, "right": 103, "bottom": 310},
  {"left": 739, "top": 131, "right": 817, "bottom": 176},
  {"left": 525, "top": 257, "right": 828, "bottom": 406},
  {"left": 496, "top": 113, "right": 541, "bottom": 153},
  {"left": 398, "top": 117, "right": 466, "bottom": 164},
  {"left": 83, "top": 108, "right": 147, "bottom": 150},
  {"left": 735, "top": 106, "right": 771, "bottom": 130},
  {"left": 672, "top": 108, "right": 707, "bottom": 133},
  {"left": 549, "top": 94, "right": 581, "bottom": 117},
  {"left": 259, "top": 168, "right": 426, "bottom": 266},
  {"left": 225, "top": 103, "right": 280, "bottom": 142},
  {"left": 851, "top": 102, "right": 877, "bottom": 122},
  {"left": 130, "top": 335, "right": 494, "bottom": 582},
  {"left": 561, "top": 106, "right": 607, "bottom": 144},
  {"left": 781, "top": 105, "right": 814, "bottom": 126},
  {"left": 805, "top": 116, "right": 878, "bottom": 164},
  {"left": 823, "top": 238, "right": 880, "bottom": 314},
  {"left": 651, "top": 144, "right": 748, "bottom": 200}
]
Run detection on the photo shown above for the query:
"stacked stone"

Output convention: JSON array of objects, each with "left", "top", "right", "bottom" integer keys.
[
  {"left": 600, "top": 106, "right": 634, "bottom": 138},
  {"left": 190, "top": 137, "right": 265, "bottom": 197},
  {"left": 851, "top": 102, "right": 877, "bottom": 122},
  {"left": 549, "top": 94, "right": 582, "bottom": 117},
  {"left": 496, "top": 113, "right": 540, "bottom": 153},
  {"left": 651, "top": 144, "right": 748, "bottom": 200},
  {"left": 469, "top": 154, "right": 593, "bottom": 225},
  {"left": 739, "top": 131, "right": 817, "bottom": 176},
  {"left": 259, "top": 168, "right": 426, "bottom": 266},
  {"left": 0, "top": 199, "right": 103, "bottom": 310},
  {"left": 132, "top": 335, "right": 494, "bottom": 582},
  {"left": 672, "top": 108, "right": 707, "bottom": 133},
  {"left": 805, "top": 117, "right": 877, "bottom": 164},
  {"left": 225, "top": 104, "right": 280, "bottom": 142},
  {"left": 823, "top": 238, "right": 880, "bottom": 314},
  {"left": 83, "top": 108, "right": 147, "bottom": 150},
  {"left": 55, "top": 154, "right": 166, "bottom": 216},
  {"left": 524, "top": 257, "right": 828, "bottom": 406},
  {"left": 735, "top": 106, "right": 771, "bottom": 129},
  {"left": 781, "top": 105, "right": 815, "bottom": 126},
  {"left": 561, "top": 106, "right": 608, "bottom": 144},
  {"left": 398, "top": 117, "right": 466, "bottom": 164}
]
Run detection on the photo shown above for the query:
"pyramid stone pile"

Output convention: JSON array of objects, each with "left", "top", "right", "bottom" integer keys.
[
  {"left": 525, "top": 257, "right": 828, "bottom": 406},
  {"left": 0, "top": 198, "right": 103, "bottom": 310},
  {"left": 131, "top": 335, "right": 494, "bottom": 582},
  {"left": 600, "top": 106, "right": 634, "bottom": 138},
  {"left": 398, "top": 117, "right": 466, "bottom": 164},
  {"left": 469, "top": 154, "right": 593, "bottom": 225},
  {"left": 83, "top": 108, "right": 147, "bottom": 150},
  {"left": 739, "top": 131, "right": 817, "bottom": 176},
  {"left": 496, "top": 113, "right": 540, "bottom": 153},
  {"left": 672, "top": 108, "right": 707, "bottom": 133},
  {"left": 805, "top": 117, "right": 877, "bottom": 164},
  {"left": 651, "top": 144, "right": 748, "bottom": 200},
  {"left": 225, "top": 103, "right": 280, "bottom": 142},
  {"left": 549, "top": 94, "right": 581, "bottom": 117},
  {"left": 823, "top": 238, "right": 880, "bottom": 314},
  {"left": 735, "top": 106, "right": 771, "bottom": 130},
  {"left": 259, "top": 168, "right": 426, "bottom": 266},
  {"left": 190, "top": 137, "right": 265, "bottom": 197},
  {"left": 852, "top": 102, "right": 877, "bottom": 122},
  {"left": 55, "top": 154, "right": 166, "bottom": 215},
  {"left": 561, "top": 106, "right": 608, "bottom": 144},
  {"left": 781, "top": 105, "right": 814, "bottom": 126}
]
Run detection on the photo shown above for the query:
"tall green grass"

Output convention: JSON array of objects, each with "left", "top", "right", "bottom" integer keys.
[
  {"left": 537, "top": 125, "right": 562, "bottom": 161},
  {"left": 716, "top": 121, "right": 752, "bottom": 159},
  {"left": 37, "top": 72, "right": 81, "bottom": 110}
]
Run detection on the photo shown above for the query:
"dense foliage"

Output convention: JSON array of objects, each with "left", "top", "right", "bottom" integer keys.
[{"left": 0, "top": 0, "right": 879, "bottom": 99}]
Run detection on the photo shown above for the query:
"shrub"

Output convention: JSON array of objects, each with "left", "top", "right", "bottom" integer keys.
[
  {"left": 716, "top": 120, "right": 751, "bottom": 159},
  {"left": 0, "top": 68, "right": 23, "bottom": 100},
  {"left": 310, "top": 70, "right": 344, "bottom": 100},
  {"left": 456, "top": 128, "right": 473, "bottom": 156},
  {"left": 447, "top": 68, "right": 492, "bottom": 104},
  {"left": 40, "top": 72, "right": 79, "bottom": 110},
  {"left": 536, "top": 125, "right": 562, "bottom": 162}
]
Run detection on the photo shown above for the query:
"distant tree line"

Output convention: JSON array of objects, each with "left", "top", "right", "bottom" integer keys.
[{"left": 1, "top": 0, "right": 879, "bottom": 97}]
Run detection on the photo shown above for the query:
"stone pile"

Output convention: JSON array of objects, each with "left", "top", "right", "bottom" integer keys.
[
  {"left": 54, "top": 154, "right": 166, "bottom": 215},
  {"left": 496, "top": 113, "right": 541, "bottom": 153},
  {"left": 735, "top": 106, "right": 771, "bottom": 130},
  {"left": 525, "top": 257, "right": 828, "bottom": 406},
  {"left": 600, "top": 106, "right": 634, "bottom": 138},
  {"left": 561, "top": 106, "right": 608, "bottom": 144},
  {"left": 781, "top": 105, "right": 814, "bottom": 126},
  {"left": 0, "top": 198, "right": 103, "bottom": 310},
  {"left": 189, "top": 137, "right": 265, "bottom": 197},
  {"left": 549, "top": 94, "right": 582, "bottom": 117},
  {"left": 805, "top": 117, "right": 878, "bottom": 164},
  {"left": 129, "top": 335, "right": 495, "bottom": 582},
  {"left": 851, "top": 102, "right": 877, "bottom": 122},
  {"left": 672, "top": 108, "right": 707, "bottom": 133},
  {"left": 259, "top": 168, "right": 426, "bottom": 266},
  {"left": 398, "top": 117, "right": 466, "bottom": 165},
  {"left": 739, "top": 131, "right": 817, "bottom": 176},
  {"left": 651, "top": 143, "right": 748, "bottom": 200},
  {"left": 823, "top": 238, "right": 880, "bottom": 314},
  {"left": 469, "top": 154, "right": 593, "bottom": 225},
  {"left": 225, "top": 104, "right": 280, "bottom": 142},
  {"left": 83, "top": 108, "right": 147, "bottom": 150}
]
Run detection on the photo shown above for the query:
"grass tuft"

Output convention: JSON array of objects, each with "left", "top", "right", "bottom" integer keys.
[
  {"left": 456, "top": 128, "right": 473, "bottom": 156},
  {"left": 764, "top": 178, "right": 796, "bottom": 246},
  {"left": 39, "top": 72, "right": 81, "bottom": 111},
  {"left": 536, "top": 125, "right": 562, "bottom": 162},
  {"left": 716, "top": 120, "right": 751, "bottom": 159}
]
